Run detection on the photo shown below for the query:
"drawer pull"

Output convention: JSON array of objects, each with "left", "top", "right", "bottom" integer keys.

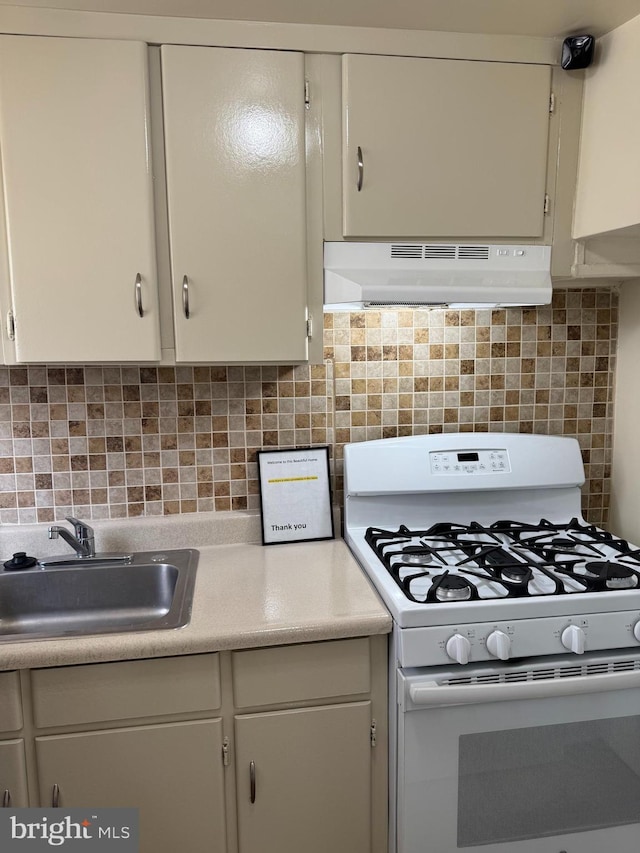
[
  {"left": 249, "top": 760, "right": 256, "bottom": 804},
  {"left": 356, "top": 146, "right": 364, "bottom": 192},
  {"left": 2, "top": 789, "right": 10, "bottom": 808},
  {"left": 51, "top": 784, "right": 60, "bottom": 808}
]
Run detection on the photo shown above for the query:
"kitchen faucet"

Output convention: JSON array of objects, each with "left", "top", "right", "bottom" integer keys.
[{"left": 48, "top": 516, "right": 96, "bottom": 558}]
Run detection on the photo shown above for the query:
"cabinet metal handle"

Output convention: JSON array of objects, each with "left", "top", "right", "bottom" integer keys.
[
  {"left": 51, "top": 784, "right": 60, "bottom": 808},
  {"left": 249, "top": 761, "right": 256, "bottom": 804},
  {"left": 356, "top": 145, "right": 364, "bottom": 192},
  {"left": 182, "top": 275, "right": 190, "bottom": 320},
  {"left": 2, "top": 789, "right": 10, "bottom": 807},
  {"left": 135, "top": 273, "right": 144, "bottom": 318}
]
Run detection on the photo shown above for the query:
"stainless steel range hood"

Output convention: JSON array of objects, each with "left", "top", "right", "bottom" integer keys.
[{"left": 323, "top": 242, "right": 552, "bottom": 310}]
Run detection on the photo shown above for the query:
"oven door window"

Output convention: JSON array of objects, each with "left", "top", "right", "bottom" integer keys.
[{"left": 458, "top": 715, "right": 640, "bottom": 847}]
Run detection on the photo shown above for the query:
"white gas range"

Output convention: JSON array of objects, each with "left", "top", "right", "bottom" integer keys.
[{"left": 343, "top": 432, "right": 640, "bottom": 853}]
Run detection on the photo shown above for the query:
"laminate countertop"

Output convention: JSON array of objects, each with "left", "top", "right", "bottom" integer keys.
[{"left": 0, "top": 517, "right": 392, "bottom": 670}]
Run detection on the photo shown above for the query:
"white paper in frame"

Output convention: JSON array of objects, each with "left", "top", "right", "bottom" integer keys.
[{"left": 257, "top": 446, "right": 334, "bottom": 545}]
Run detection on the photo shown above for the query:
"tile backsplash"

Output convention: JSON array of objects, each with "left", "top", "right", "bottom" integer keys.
[{"left": 0, "top": 289, "right": 616, "bottom": 527}]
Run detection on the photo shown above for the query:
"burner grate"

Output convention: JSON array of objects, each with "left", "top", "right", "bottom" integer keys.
[{"left": 365, "top": 519, "right": 640, "bottom": 603}]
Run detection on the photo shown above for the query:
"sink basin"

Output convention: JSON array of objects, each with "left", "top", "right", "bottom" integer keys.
[{"left": 0, "top": 549, "right": 198, "bottom": 642}]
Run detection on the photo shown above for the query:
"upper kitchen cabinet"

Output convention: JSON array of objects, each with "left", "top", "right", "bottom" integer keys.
[
  {"left": 341, "top": 54, "right": 551, "bottom": 239},
  {"left": 161, "top": 46, "right": 309, "bottom": 363},
  {"left": 0, "top": 36, "right": 160, "bottom": 363},
  {"left": 573, "top": 14, "right": 640, "bottom": 240}
]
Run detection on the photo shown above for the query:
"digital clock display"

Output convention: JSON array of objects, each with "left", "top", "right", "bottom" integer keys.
[{"left": 457, "top": 452, "right": 479, "bottom": 462}]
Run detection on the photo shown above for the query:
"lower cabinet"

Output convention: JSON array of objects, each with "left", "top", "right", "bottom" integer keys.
[
  {"left": 0, "top": 739, "right": 28, "bottom": 807},
  {"left": 3, "top": 636, "right": 387, "bottom": 853},
  {"left": 35, "top": 720, "right": 226, "bottom": 853},
  {"left": 0, "top": 672, "right": 28, "bottom": 809},
  {"left": 235, "top": 703, "right": 372, "bottom": 853}
]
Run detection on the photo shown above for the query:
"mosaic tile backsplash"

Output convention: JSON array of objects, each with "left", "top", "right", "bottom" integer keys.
[{"left": 0, "top": 289, "right": 617, "bottom": 527}]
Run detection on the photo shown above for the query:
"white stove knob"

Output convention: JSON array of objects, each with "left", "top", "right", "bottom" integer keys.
[
  {"left": 561, "top": 624, "right": 586, "bottom": 655},
  {"left": 486, "top": 630, "right": 511, "bottom": 661},
  {"left": 634, "top": 621, "right": 640, "bottom": 643},
  {"left": 446, "top": 634, "right": 471, "bottom": 665}
]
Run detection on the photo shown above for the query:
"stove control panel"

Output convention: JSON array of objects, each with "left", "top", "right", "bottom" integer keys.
[
  {"left": 398, "top": 611, "right": 640, "bottom": 668},
  {"left": 429, "top": 449, "right": 511, "bottom": 475}
]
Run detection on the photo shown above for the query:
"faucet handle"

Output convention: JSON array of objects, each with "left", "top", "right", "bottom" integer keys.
[
  {"left": 65, "top": 516, "right": 93, "bottom": 538},
  {"left": 63, "top": 516, "right": 96, "bottom": 558}
]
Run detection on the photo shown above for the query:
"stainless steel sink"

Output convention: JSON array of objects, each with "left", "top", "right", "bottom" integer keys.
[{"left": 0, "top": 549, "right": 199, "bottom": 642}]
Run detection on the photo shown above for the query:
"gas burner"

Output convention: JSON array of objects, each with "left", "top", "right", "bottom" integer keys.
[
  {"left": 402, "top": 555, "right": 431, "bottom": 566},
  {"left": 549, "top": 538, "right": 577, "bottom": 550},
  {"left": 584, "top": 561, "right": 639, "bottom": 590},
  {"left": 400, "top": 547, "right": 434, "bottom": 566},
  {"left": 431, "top": 574, "right": 476, "bottom": 602},
  {"left": 499, "top": 565, "right": 533, "bottom": 584}
]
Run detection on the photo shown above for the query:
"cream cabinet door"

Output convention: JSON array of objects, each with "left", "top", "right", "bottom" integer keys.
[
  {"left": 235, "top": 702, "right": 372, "bottom": 853},
  {"left": 0, "top": 739, "right": 28, "bottom": 808},
  {"left": 343, "top": 54, "right": 551, "bottom": 238},
  {"left": 161, "top": 45, "right": 308, "bottom": 363},
  {"left": 0, "top": 36, "right": 160, "bottom": 362},
  {"left": 36, "top": 720, "right": 226, "bottom": 853}
]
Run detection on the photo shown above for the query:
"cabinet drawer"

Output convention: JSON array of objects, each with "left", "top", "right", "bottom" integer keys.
[
  {"left": 232, "top": 638, "right": 370, "bottom": 709},
  {"left": 0, "top": 672, "right": 22, "bottom": 733},
  {"left": 31, "top": 654, "right": 221, "bottom": 728}
]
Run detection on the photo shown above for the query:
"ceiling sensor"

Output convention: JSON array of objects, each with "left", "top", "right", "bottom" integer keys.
[{"left": 561, "top": 34, "right": 596, "bottom": 69}]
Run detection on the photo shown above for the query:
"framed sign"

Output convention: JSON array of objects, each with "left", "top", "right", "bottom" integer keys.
[{"left": 257, "top": 446, "right": 334, "bottom": 545}]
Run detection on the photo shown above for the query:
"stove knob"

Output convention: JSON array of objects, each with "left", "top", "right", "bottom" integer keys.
[
  {"left": 634, "top": 621, "right": 640, "bottom": 643},
  {"left": 561, "top": 624, "right": 586, "bottom": 655},
  {"left": 486, "top": 630, "right": 511, "bottom": 661},
  {"left": 446, "top": 634, "right": 471, "bottom": 665}
]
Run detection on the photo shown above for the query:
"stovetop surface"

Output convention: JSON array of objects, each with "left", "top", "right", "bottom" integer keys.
[
  {"left": 343, "top": 433, "right": 640, "bottom": 632},
  {"left": 346, "top": 516, "right": 640, "bottom": 629},
  {"left": 365, "top": 517, "right": 640, "bottom": 604}
]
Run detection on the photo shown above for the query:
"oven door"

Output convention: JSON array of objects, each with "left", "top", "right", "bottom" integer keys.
[{"left": 397, "top": 656, "right": 640, "bottom": 853}]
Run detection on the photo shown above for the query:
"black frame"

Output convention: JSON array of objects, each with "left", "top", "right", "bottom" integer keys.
[{"left": 256, "top": 446, "right": 334, "bottom": 545}]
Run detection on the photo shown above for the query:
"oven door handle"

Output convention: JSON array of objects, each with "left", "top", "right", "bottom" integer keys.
[{"left": 408, "top": 670, "right": 640, "bottom": 707}]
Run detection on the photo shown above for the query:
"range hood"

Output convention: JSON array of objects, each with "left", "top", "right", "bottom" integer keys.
[{"left": 324, "top": 242, "right": 552, "bottom": 310}]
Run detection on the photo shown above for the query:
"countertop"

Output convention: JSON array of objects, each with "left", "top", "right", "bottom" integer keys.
[{"left": 0, "top": 513, "right": 392, "bottom": 670}]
